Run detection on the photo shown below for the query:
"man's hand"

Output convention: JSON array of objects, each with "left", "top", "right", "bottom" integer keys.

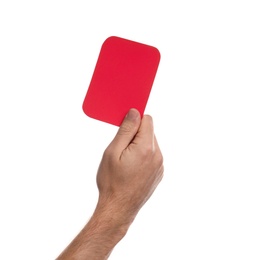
[
  {"left": 96, "top": 108, "right": 164, "bottom": 225},
  {"left": 56, "top": 108, "right": 164, "bottom": 260}
]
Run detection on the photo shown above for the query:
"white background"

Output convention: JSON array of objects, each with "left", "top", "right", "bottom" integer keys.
[{"left": 0, "top": 1, "right": 259, "bottom": 259}]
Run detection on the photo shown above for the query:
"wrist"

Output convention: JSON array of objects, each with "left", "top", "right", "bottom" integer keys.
[{"left": 92, "top": 198, "right": 134, "bottom": 237}]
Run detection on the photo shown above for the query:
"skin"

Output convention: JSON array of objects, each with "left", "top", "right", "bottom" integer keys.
[{"left": 56, "top": 108, "right": 164, "bottom": 260}]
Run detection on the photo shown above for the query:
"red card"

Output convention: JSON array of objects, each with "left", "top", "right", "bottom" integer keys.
[{"left": 82, "top": 36, "right": 160, "bottom": 126}]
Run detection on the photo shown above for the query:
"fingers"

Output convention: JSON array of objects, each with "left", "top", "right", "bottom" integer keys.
[
  {"left": 133, "top": 116, "right": 163, "bottom": 166},
  {"left": 108, "top": 108, "right": 141, "bottom": 155},
  {"left": 133, "top": 114, "right": 155, "bottom": 148}
]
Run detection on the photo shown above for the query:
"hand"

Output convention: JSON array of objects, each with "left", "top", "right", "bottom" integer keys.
[
  {"left": 96, "top": 108, "right": 164, "bottom": 225},
  {"left": 56, "top": 108, "right": 164, "bottom": 260}
]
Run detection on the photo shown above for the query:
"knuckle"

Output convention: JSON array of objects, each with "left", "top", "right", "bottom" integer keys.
[
  {"left": 119, "top": 122, "right": 133, "bottom": 135},
  {"left": 157, "top": 152, "right": 164, "bottom": 166},
  {"left": 139, "top": 144, "right": 154, "bottom": 158},
  {"left": 143, "top": 114, "right": 153, "bottom": 122},
  {"left": 103, "top": 145, "right": 114, "bottom": 159}
]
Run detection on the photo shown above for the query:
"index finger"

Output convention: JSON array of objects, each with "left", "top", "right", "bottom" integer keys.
[{"left": 133, "top": 114, "right": 155, "bottom": 148}]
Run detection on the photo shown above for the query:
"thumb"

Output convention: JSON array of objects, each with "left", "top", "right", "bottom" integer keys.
[{"left": 109, "top": 108, "right": 141, "bottom": 155}]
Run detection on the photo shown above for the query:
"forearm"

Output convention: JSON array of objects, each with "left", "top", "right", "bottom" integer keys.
[
  {"left": 56, "top": 109, "right": 163, "bottom": 259},
  {"left": 56, "top": 202, "right": 130, "bottom": 260}
]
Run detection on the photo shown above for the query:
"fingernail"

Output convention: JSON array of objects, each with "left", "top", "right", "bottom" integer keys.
[{"left": 126, "top": 108, "right": 140, "bottom": 121}]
